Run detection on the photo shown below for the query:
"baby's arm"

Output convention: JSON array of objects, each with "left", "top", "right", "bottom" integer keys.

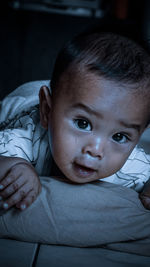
[
  {"left": 139, "top": 178, "right": 150, "bottom": 210},
  {"left": 0, "top": 156, "right": 41, "bottom": 211}
]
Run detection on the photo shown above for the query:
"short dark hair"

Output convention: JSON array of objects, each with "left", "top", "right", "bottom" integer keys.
[{"left": 50, "top": 30, "right": 150, "bottom": 94}]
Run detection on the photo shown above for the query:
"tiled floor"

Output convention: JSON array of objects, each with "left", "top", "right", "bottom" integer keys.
[{"left": 1, "top": 239, "right": 150, "bottom": 267}]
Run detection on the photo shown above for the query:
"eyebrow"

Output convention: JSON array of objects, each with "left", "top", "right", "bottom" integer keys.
[
  {"left": 119, "top": 121, "right": 141, "bottom": 133},
  {"left": 71, "top": 103, "right": 141, "bottom": 132},
  {"left": 71, "top": 103, "right": 103, "bottom": 118}
]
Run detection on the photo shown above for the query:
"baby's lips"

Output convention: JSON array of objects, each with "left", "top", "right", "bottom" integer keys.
[{"left": 74, "top": 160, "right": 97, "bottom": 171}]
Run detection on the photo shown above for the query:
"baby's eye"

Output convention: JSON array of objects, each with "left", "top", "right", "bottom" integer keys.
[
  {"left": 74, "top": 119, "right": 92, "bottom": 131},
  {"left": 112, "top": 133, "right": 129, "bottom": 144}
]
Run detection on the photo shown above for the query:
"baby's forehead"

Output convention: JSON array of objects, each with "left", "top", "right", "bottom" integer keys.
[
  {"left": 55, "top": 67, "right": 150, "bottom": 124},
  {"left": 58, "top": 66, "right": 149, "bottom": 97}
]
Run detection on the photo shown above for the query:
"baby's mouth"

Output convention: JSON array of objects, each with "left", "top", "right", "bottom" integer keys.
[{"left": 73, "top": 162, "right": 97, "bottom": 178}]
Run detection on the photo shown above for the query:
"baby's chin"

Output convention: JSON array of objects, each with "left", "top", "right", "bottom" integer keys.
[{"left": 63, "top": 170, "right": 103, "bottom": 184}]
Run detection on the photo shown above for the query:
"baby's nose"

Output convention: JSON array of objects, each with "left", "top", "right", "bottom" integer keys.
[{"left": 82, "top": 136, "right": 105, "bottom": 159}]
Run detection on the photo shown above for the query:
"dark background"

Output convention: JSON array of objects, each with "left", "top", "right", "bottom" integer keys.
[{"left": 0, "top": 0, "right": 150, "bottom": 100}]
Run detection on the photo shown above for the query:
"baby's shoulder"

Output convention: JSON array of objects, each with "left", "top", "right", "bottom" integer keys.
[
  {"left": 126, "top": 146, "right": 150, "bottom": 165},
  {"left": 115, "top": 146, "right": 150, "bottom": 191},
  {"left": 120, "top": 146, "right": 150, "bottom": 182},
  {"left": 0, "top": 80, "right": 50, "bottom": 124}
]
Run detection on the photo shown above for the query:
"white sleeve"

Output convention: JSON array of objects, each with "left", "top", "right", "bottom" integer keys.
[
  {"left": 0, "top": 80, "right": 51, "bottom": 172},
  {"left": 0, "top": 110, "right": 37, "bottom": 162}
]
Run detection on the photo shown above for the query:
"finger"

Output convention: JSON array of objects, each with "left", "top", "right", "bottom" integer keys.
[
  {"left": 0, "top": 171, "right": 19, "bottom": 191},
  {"left": 16, "top": 190, "right": 38, "bottom": 211},
  {"left": 2, "top": 183, "right": 31, "bottom": 210},
  {"left": 0, "top": 175, "right": 26, "bottom": 200}
]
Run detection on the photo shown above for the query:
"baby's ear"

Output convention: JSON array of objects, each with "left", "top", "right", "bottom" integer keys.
[{"left": 39, "top": 86, "right": 52, "bottom": 129}]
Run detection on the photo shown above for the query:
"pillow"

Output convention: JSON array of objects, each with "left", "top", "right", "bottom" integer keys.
[{"left": 0, "top": 176, "right": 150, "bottom": 256}]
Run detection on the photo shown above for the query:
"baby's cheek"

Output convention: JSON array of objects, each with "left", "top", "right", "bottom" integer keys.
[
  {"left": 109, "top": 153, "right": 127, "bottom": 173},
  {"left": 53, "top": 132, "right": 75, "bottom": 157},
  {"left": 62, "top": 135, "right": 78, "bottom": 154}
]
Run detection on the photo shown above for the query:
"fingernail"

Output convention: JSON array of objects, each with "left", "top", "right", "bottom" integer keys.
[
  {"left": 3, "top": 203, "right": 8, "bottom": 209},
  {"left": 20, "top": 204, "right": 26, "bottom": 210},
  {"left": 0, "top": 196, "right": 3, "bottom": 201},
  {"left": 0, "top": 184, "right": 4, "bottom": 190}
]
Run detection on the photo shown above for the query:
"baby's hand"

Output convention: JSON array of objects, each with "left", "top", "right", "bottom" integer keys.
[
  {"left": 0, "top": 161, "right": 41, "bottom": 211},
  {"left": 139, "top": 179, "right": 150, "bottom": 210}
]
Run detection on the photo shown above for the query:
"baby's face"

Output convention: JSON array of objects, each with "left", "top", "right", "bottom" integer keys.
[{"left": 47, "top": 71, "right": 149, "bottom": 183}]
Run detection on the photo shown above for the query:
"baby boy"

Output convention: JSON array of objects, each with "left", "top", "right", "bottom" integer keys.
[{"left": 0, "top": 30, "right": 150, "bottom": 211}]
